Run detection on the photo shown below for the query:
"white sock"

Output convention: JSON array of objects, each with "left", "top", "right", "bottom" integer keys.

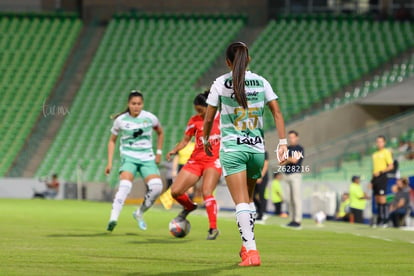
[
  {"left": 137, "top": 178, "right": 163, "bottom": 216},
  {"left": 236, "top": 203, "right": 256, "bottom": 251},
  {"left": 249, "top": 202, "right": 257, "bottom": 221},
  {"left": 110, "top": 180, "right": 132, "bottom": 221}
]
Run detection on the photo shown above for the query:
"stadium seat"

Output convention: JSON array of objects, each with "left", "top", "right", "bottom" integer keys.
[
  {"left": 249, "top": 15, "right": 414, "bottom": 127},
  {"left": 36, "top": 14, "right": 245, "bottom": 184},
  {"left": 0, "top": 13, "right": 82, "bottom": 176}
]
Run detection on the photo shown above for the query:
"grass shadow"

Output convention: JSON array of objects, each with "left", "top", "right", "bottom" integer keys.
[
  {"left": 47, "top": 233, "right": 189, "bottom": 245},
  {"left": 47, "top": 232, "right": 110, "bottom": 238},
  {"left": 126, "top": 264, "right": 238, "bottom": 276}
]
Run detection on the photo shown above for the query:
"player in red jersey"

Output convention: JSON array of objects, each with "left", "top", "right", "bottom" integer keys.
[{"left": 166, "top": 91, "right": 221, "bottom": 240}]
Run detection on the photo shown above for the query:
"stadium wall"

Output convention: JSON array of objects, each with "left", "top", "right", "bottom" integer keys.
[{"left": 0, "top": 177, "right": 374, "bottom": 221}]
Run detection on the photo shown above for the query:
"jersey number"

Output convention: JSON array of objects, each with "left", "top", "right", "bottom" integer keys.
[{"left": 234, "top": 107, "right": 259, "bottom": 131}]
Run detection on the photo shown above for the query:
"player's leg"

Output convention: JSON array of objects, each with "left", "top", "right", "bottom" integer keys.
[
  {"left": 171, "top": 166, "right": 201, "bottom": 220},
  {"left": 286, "top": 175, "right": 296, "bottom": 224},
  {"left": 275, "top": 202, "right": 281, "bottom": 215},
  {"left": 107, "top": 168, "right": 135, "bottom": 231},
  {"left": 201, "top": 166, "right": 221, "bottom": 240},
  {"left": 291, "top": 173, "right": 302, "bottom": 225},
  {"left": 226, "top": 172, "right": 260, "bottom": 266},
  {"left": 230, "top": 152, "right": 263, "bottom": 266},
  {"left": 132, "top": 161, "right": 163, "bottom": 230},
  {"left": 373, "top": 175, "right": 387, "bottom": 226}
]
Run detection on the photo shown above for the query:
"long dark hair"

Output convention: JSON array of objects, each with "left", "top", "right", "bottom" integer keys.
[
  {"left": 226, "top": 42, "right": 249, "bottom": 109},
  {"left": 111, "top": 90, "right": 144, "bottom": 119},
  {"left": 193, "top": 90, "right": 209, "bottom": 107}
]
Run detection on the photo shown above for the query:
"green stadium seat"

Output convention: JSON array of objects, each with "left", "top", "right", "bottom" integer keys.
[
  {"left": 36, "top": 14, "right": 245, "bottom": 184},
  {"left": 0, "top": 13, "right": 81, "bottom": 176}
]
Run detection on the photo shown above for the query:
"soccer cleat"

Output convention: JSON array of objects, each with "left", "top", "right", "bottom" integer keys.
[
  {"left": 106, "top": 221, "right": 117, "bottom": 232},
  {"left": 132, "top": 212, "right": 147, "bottom": 231},
  {"left": 177, "top": 203, "right": 198, "bottom": 221},
  {"left": 239, "top": 246, "right": 247, "bottom": 261},
  {"left": 206, "top": 228, "right": 219, "bottom": 240},
  {"left": 238, "top": 250, "right": 261, "bottom": 267}
]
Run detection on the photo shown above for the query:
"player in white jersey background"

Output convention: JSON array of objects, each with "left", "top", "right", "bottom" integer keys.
[
  {"left": 203, "top": 42, "right": 288, "bottom": 267},
  {"left": 105, "top": 91, "right": 164, "bottom": 232}
]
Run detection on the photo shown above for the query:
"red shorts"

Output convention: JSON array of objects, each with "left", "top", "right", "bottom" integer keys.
[{"left": 182, "top": 158, "right": 222, "bottom": 177}]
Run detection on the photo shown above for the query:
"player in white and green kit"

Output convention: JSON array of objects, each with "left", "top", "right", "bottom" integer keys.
[
  {"left": 203, "top": 42, "right": 288, "bottom": 267},
  {"left": 105, "top": 91, "right": 164, "bottom": 232}
]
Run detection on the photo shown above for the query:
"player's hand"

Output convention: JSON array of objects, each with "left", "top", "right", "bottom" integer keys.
[
  {"left": 373, "top": 172, "right": 380, "bottom": 177},
  {"left": 155, "top": 154, "right": 161, "bottom": 164},
  {"left": 166, "top": 150, "right": 176, "bottom": 161},
  {"left": 256, "top": 178, "right": 263, "bottom": 184},
  {"left": 204, "top": 141, "right": 213, "bottom": 156},
  {"left": 277, "top": 144, "right": 288, "bottom": 165},
  {"left": 105, "top": 164, "right": 112, "bottom": 175}
]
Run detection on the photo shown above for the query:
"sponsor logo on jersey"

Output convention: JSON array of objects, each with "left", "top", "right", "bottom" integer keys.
[
  {"left": 236, "top": 132, "right": 263, "bottom": 146},
  {"left": 224, "top": 79, "right": 263, "bottom": 89}
]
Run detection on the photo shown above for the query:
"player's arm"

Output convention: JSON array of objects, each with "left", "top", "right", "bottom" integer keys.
[
  {"left": 267, "top": 100, "right": 287, "bottom": 164},
  {"left": 203, "top": 105, "right": 218, "bottom": 156},
  {"left": 105, "top": 134, "right": 118, "bottom": 175},
  {"left": 154, "top": 125, "right": 164, "bottom": 164},
  {"left": 166, "top": 135, "right": 192, "bottom": 161}
]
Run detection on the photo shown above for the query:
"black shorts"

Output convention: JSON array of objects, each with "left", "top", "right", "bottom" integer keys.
[{"left": 371, "top": 173, "right": 388, "bottom": 196}]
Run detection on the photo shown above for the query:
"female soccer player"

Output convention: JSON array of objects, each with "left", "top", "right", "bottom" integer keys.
[
  {"left": 166, "top": 91, "right": 222, "bottom": 240},
  {"left": 105, "top": 90, "right": 164, "bottom": 232},
  {"left": 203, "top": 42, "right": 288, "bottom": 266}
]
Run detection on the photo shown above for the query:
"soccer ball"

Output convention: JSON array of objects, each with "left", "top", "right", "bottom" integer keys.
[
  {"left": 169, "top": 218, "right": 191, "bottom": 238},
  {"left": 314, "top": 211, "right": 326, "bottom": 225}
]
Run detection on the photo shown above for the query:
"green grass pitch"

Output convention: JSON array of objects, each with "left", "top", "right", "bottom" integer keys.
[{"left": 1, "top": 199, "right": 413, "bottom": 275}]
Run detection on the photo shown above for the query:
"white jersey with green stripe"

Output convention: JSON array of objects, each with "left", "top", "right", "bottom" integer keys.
[
  {"left": 207, "top": 71, "right": 278, "bottom": 153},
  {"left": 111, "top": 111, "right": 160, "bottom": 161}
]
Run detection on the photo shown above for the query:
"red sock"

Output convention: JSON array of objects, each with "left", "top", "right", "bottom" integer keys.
[
  {"left": 204, "top": 195, "right": 217, "bottom": 229},
  {"left": 174, "top": 193, "right": 195, "bottom": 210}
]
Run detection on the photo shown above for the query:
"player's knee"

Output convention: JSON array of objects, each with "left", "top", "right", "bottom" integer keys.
[
  {"left": 170, "top": 185, "right": 184, "bottom": 198},
  {"left": 118, "top": 179, "right": 132, "bottom": 194},
  {"left": 147, "top": 178, "right": 163, "bottom": 196}
]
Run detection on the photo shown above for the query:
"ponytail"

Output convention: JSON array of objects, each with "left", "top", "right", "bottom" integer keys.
[
  {"left": 193, "top": 90, "right": 210, "bottom": 107},
  {"left": 226, "top": 42, "right": 249, "bottom": 109}
]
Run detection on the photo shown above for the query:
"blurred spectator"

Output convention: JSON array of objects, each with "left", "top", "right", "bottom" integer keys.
[
  {"left": 336, "top": 192, "right": 350, "bottom": 222},
  {"left": 407, "top": 142, "right": 414, "bottom": 160},
  {"left": 254, "top": 151, "right": 269, "bottom": 222},
  {"left": 265, "top": 172, "right": 284, "bottom": 216},
  {"left": 284, "top": 130, "right": 305, "bottom": 229},
  {"left": 388, "top": 178, "right": 411, "bottom": 227},
  {"left": 395, "top": 3, "right": 411, "bottom": 21},
  {"left": 397, "top": 140, "right": 410, "bottom": 161},
  {"left": 349, "top": 176, "right": 368, "bottom": 224},
  {"left": 45, "top": 174, "right": 60, "bottom": 198},
  {"left": 34, "top": 174, "right": 60, "bottom": 199},
  {"left": 371, "top": 135, "right": 394, "bottom": 227}
]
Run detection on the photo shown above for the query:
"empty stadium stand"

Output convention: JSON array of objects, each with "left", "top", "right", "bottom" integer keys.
[
  {"left": 249, "top": 15, "right": 414, "bottom": 126},
  {"left": 0, "top": 13, "right": 82, "bottom": 176},
  {"left": 35, "top": 14, "right": 245, "bottom": 184}
]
